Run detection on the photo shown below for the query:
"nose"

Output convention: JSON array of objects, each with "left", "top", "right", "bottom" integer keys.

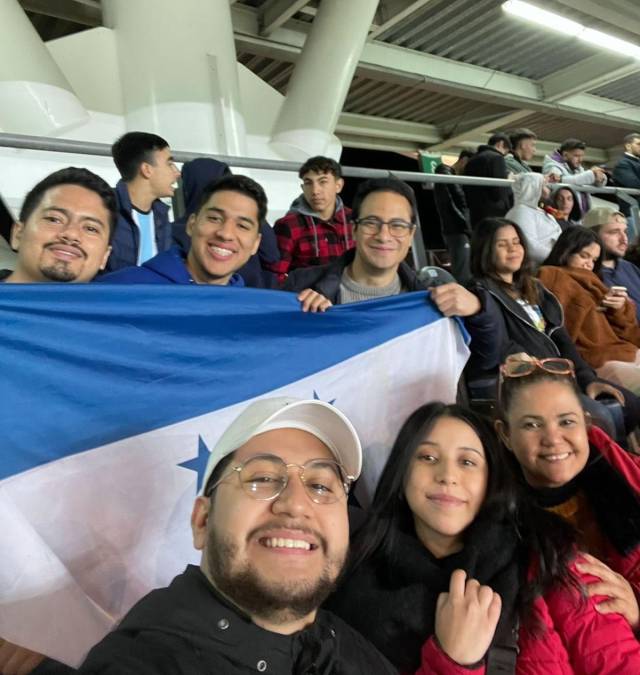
[
  {"left": 434, "top": 459, "right": 457, "bottom": 485},
  {"left": 540, "top": 423, "right": 562, "bottom": 447},
  {"left": 270, "top": 470, "right": 313, "bottom": 518},
  {"left": 214, "top": 218, "right": 235, "bottom": 241},
  {"left": 59, "top": 220, "right": 82, "bottom": 243},
  {"left": 374, "top": 222, "right": 393, "bottom": 240}
]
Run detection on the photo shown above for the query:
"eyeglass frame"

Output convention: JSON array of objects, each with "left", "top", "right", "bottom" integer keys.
[
  {"left": 354, "top": 216, "right": 416, "bottom": 238},
  {"left": 499, "top": 356, "right": 575, "bottom": 380},
  {"left": 205, "top": 452, "right": 355, "bottom": 504}
]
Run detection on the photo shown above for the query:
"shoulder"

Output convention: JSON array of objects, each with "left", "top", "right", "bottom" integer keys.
[{"left": 284, "top": 262, "right": 334, "bottom": 291}]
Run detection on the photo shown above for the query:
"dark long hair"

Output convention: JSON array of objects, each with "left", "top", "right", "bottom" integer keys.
[
  {"left": 542, "top": 226, "right": 604, "bottom": 273},
  {"left": 470, "top": 217, "right": 539, "bottom": 304},
  {"left": 348, "top": 401, "right": 580, "bottom": 628}
]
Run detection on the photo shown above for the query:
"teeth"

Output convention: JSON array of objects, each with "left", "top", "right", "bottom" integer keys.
[
  {"left": 542, "top": 452, "right": 570, "bottom": 462},
  {"left": 210, "top": 246, "right": 233, "bottom": 257},
  {"left": 263, "top": 537, "right": 311, "bottom": 550}
]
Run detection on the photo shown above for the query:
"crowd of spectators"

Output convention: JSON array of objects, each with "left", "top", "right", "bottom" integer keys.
[{"left": 4, "top": 129, "right": 640, "bottom": 674}]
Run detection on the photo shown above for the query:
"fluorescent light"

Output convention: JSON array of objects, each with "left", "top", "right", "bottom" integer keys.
[
  {"left": 502, "top": 0, "right": 583, "bottom": 37},
  {"left": 581, "top": 28, "right": 640, "bottom": 60},
  {"left": 502, "top": 0, "right": 640, "bottom": 61}
]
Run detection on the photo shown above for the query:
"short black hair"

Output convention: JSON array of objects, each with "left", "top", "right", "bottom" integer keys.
[
  {"left": 298, "top": 156, "right": 343, "bottom": 180},
  {"left": 560, "top": 138, "right": 586, "bottom": 153},
  {"left": 195, "top": 174, "right": 268, "bottom": 224},
  {"left": 488, "top": 132, "right": 512, "bottom": 150},
  {"left": 203, "top": 452, "right": 236, "bottom": 499},
  {"left": 509, "top": 128, "right": 537, "bottom": 149},
  {"left": 111, "top": 131, "right": 170, "bottom": 182},
  {"left": 624, "top": 132, "right": 640, "bottom": 146},
  {"left": 19, "top": 167, "right": 117, "bottom": 242},
  {"left": 542, "top": 226, "right": 604, "bottom": 273},
  {"left": 351, "top": 177, "right": 418, "bottom": 223},
  {"left": 458, "top": 149, "right": 475, "bottom": 161}
]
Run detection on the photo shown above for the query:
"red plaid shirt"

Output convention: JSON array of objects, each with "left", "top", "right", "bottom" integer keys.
[{"left": 267, "top": 204, "right": 354, "bottom": 284}]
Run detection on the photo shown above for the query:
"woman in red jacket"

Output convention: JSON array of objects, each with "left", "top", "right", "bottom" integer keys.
[
  {"left": 496, "top": 355, "right": 640, "bottom": 634},
  {"left": 329, "top": 401, "right": 640, "bottom": 674}
]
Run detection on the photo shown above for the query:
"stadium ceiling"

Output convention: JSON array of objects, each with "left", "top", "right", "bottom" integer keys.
[{"left": 21, "top": 0, "right": 640, "bottom": 163}]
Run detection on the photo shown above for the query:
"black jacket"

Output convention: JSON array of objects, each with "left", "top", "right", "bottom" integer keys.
[
  {"left": 433, "top": 163, "right": 470, "bottom": 237},
  {"left": 613, "top": 154, "right": 640, "bottom": 216},
  {"left": 463, "top": 146, "right": 513, "bottom": 228},
  {"left": 76, "top": 565, "right": 396, "bottom": 675},
  {"left": 465, "top": 277, "right": 598, "bottom": 389},
  {"left": 284, "top": 249, "right": 425, "bottom": 303}
]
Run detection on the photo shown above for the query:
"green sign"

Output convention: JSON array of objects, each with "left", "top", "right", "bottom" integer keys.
[{"left": 420, "top": 153, "right": 442, "bottom": 174}]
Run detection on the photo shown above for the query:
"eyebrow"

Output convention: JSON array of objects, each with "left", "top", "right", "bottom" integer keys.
[
  {"left": 417, "top": 440, "right": 485, "bottom": 458},
  {"left": 206, "top": 206, "right": 256, "bottom": 227},
  {"left": 42, "top": 206, "right": 106, "bottom": 228},
  {"left": 520, "top": 412, "right": 578, "bottom": 421}
]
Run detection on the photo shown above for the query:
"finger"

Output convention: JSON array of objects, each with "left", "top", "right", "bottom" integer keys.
[
  {"left": 609, "top": 387, "right": 626, "bottom": 405},
  {"left": 449, "top": 569, "right": 467, "bottom": 598},
  {"left": 464, "top": 577, "right": 481, "bottom": 600},
  {"left": 488, "top": 592, "right": 502, "bottom": 626},
  {"left": 477, "top": 584, "right": 496, "bottom": 609},
  {"left": 594, "top": 598, "right": 628, "bottom": 615},
  {"left": 575, "top": 558, "right": 615, "bottom": 578},
  {"left": 436, "top": 591, "right": 449, "bottom": 613},
  {"left": 297, "top": 288, "right": 313, "bottom": 301},
  {"left": 584, "top": 581, "right": 622, "bottom": 597}
]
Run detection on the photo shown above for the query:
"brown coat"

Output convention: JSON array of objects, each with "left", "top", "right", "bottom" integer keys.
[{"left": 538, "top": 265, "right": 640, "bottom": 367}]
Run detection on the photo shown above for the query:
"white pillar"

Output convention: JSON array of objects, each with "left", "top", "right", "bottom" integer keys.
[
  {"left": 0, "top": 0, "right": 88, "bottom": 135},
  {"left": 270, "top": 0, "right": 378, "bottom": 159},
  {"left": 103, "top": 0, "right": 246, "bottom": 155}
]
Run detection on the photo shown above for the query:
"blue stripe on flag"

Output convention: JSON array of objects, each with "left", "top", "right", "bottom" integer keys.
[{"left": 0, "top": 285, "right": 459, "bottom": 480}]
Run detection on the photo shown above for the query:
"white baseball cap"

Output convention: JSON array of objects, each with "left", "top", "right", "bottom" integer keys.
[{"left": 201, "top": 397, "right": 362, "bottom": 494}]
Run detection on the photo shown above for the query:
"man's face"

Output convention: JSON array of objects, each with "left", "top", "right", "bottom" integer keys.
[
  {"left": 10, "top": 184, "right": 112, "bottom": 283},
  {"left": 186, "top": 190, "right": 261, "bottom": 285},
  {"left": 625, "top": 137, "right": 640, "bottom": 158},
  {"left": 555, "top": 188, "right": 574, "bottom": 216},
  {"left": 301, "top": 170, "right": 343, "bottom": 220},
  {"left": 599, "top": 215, "right": 629, "bottom": 259},
  {"left": 562, "top": 148, "right": 585, "bottom": 170},
  {"left": 354, "top": 190, "right": 415, "bottom": 275},
  {"left": 518, "top": 138, "right": 536, "bottom": 162},
  {"left": 146, "top": 147, "right": 180, "bottom": 198},
  {"left": 191, "top": 428, "right": 349, "bottom": 623}
]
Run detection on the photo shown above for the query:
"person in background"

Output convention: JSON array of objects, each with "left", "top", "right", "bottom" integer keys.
[
  {"left": 107, "top": 132, "right": 180, "bottom": 273},
  {"left": 505, "top": 128, "right": 537, "bottom": 175},
  {"left": 548, "top": 186, "right": 582, "bottom": 230},
  {"left": 612, "top": 132, "right": 640, "bottom": 218},
  {"left": 433, "top": 150, "right": 474, "bottom": 284}
]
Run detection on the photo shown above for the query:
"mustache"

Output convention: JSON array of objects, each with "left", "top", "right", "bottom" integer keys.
[
  {"left": 45, "top": 240, "right": 87, "bottom": 259},
  {"left": 248, "top": 520, "right": 328, "bottom": 553}
]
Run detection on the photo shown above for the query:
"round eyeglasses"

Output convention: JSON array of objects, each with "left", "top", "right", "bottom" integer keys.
[{"left": 206, "top": 453, "right": 354, "bottom": 505}]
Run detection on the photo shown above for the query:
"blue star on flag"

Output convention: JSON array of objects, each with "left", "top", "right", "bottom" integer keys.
[
  {"left": 178, "top": 435, "right": 211, "bottom": 492},
  {"left": 313, "top": 390, "right": 336, "bottom": 405}
]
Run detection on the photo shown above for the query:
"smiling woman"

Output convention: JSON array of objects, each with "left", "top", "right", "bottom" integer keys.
[{"left": 327, "top": 400, "right": 640, "bottom": 674}]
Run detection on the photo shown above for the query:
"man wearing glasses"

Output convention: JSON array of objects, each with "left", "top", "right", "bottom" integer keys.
[{"left": 72, "top": 397, "right": 396, "bottom": 674}]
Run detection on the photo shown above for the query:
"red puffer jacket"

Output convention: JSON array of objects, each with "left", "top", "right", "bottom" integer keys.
[
  {"left": 585, "top": 425, "right": 640, "bottom": 597},
  {"left": 414, "top": 556, "right": 640, "bottom": 674}
]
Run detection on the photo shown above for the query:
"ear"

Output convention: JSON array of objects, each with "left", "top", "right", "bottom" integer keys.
[
  {"left": 99, "top": 245, "right": 112, "bottom": 271},
  {"left": 335, "top": 177, "right": 344, "bottom": 194},
  {"left": 494, "top": 419, "right": 512, "bottom": 450},
  {"left": 250, "top": 231, "right": 261, "bottom": 256},
  {"left": 140, "top": 161, "right": 153, "bottom": 180},
  {"left": 186, "top": 213, "right": 197, "bottom": 238},
  {"left": 191, "top": 496, "right": 211, "bottom": 551},
  {"left": 10, "top": 221, "right": 24, "bottom": 250}
]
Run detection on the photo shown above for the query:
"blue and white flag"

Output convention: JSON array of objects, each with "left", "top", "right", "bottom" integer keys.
[{"left": 0, "top": 285, "right": 468, "bottom": 665}]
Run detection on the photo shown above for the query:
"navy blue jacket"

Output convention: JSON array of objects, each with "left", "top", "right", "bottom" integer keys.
[
  {"left": 97, "top": 245, "right": 244, "bottom": 286},
  {"left": 601, "top": 258, "right": 640, "bottom": 322},
  {"left": 613, "top": 154, "right": 640, "bottom": 216},
  {"left": 105, "top": 181, "right": 172, "bottom": 273}
]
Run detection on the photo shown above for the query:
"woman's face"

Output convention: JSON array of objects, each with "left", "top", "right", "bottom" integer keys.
[
  {"left": 404, "top": 416, "right": 489, "bottom": 558},
  {"left": 566, "top": 242, "right": 600, "bottom": 272},
  {"left": 555, "top": 189, "right": 574, "bottom": 216},
  {"left": 492, "top": 225, "right": 524, "bottom": 277},
  {"left": 498, "top": 380, "right": 589, "bottom": 488}
]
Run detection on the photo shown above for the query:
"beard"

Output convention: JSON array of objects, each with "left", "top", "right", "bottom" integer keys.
[
  {"left": 205, "top": 528, "right": 346, "bottom": 625},
  {"left": 40, "top": 261, "right": 77, "bottom": 282}
]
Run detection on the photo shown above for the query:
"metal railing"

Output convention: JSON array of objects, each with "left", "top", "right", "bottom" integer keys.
[{"left": 1, "top": 132, "right": 638, "bottom": 269}]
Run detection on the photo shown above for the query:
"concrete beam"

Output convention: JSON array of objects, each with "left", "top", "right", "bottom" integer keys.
[
  {"left": 260, "top": 0, "right": 309, "bottom": 37},
  {"left": 19, "top": 0, "right": 101, "bottom": 26},
  {"left": 336, "top": 111, "right": 441, "bottom": 145},
  {"left": 554, "top": 0, "right": 640, "bottom": 37},
  {"left": 541, "top": 54, "right": 640, "bottom": 102},
  {"left": 369, "top": 0, "right": 435, "bottom": 40}
]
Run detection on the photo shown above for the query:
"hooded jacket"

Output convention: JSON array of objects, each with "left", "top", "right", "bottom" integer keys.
[
  {"left": 96, "top": 245, "right": 244, "bottom": 286},
  {"left": 105, "top": 180, "right": 172, "bottom": 274},
  {"left": 549, "top": 185, "right": 582, "bottom": 229},
  {"left": 170, "top": 158, "right": 279, "bottom": 289},
  {"left": 538, "top": 265, "right": 640, "bottom": 367},
  {"left": 268, "top": 195, "right": 353, "bottom": 283},
  {"left": 505, "top": 153, "right": 532, "bottom": 175},
  {"left": 542, "top": 150, "right": 607, "bottom": 215},
  {"left": 506, "top": 173, "right": 562, "bottom": 264},
  {"left": 77, "top": 565, "right": 397, "bottom": 675},
  {"left": 462, "top": 145, "right": 513, "bottom": 228}
]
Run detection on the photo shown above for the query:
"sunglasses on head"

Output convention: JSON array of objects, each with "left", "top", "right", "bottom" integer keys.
[{"left": 500, "top": 357, "right": 576, "bottom": 380}]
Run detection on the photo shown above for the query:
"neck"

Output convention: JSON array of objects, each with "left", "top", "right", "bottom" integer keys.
[
  {"left": 349, "top": 255, "right": 399, "bottom": 288},
  {"left": 126, "top": 179, "right": 156, "bottom": 212},
  {"left": 414, "top": 521, "right": 463, "bottom": 559},
  {"left": 317, "top": 202, "right": 336, "bottom": 221},
  {"left": 496, "top": 270, "right": 514, "bottom": 284},
  {"left": 186, "top": 251, "right": 231, "bottom": 285},
  {"left": 601, "top": 257, "right": 616, "bottom": 269}
]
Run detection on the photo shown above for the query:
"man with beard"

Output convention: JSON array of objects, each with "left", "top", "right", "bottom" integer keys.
[
  {"left": 73, "top": 397, "right": 397, "bottom": 674},
  {"left": 585, "top": 207, "right": 640, "bottom": 322},
  {"left": 1, "top": 168, "right": 115, "bottom": 284}
]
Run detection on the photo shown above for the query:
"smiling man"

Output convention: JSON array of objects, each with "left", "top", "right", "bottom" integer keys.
[
  {"left": 98, "top": 175, "right": 264, "bottom": 286},
  {"left": 73, "top": 397, "right": 396, "bottom": 674},
  {"left": 0, "top": 167, "right": 116, "bottom": 284}
]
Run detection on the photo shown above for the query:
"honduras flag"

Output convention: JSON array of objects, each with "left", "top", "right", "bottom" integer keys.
[{"left": 0, "top": 285, "right": 468, "bottom": 666}]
